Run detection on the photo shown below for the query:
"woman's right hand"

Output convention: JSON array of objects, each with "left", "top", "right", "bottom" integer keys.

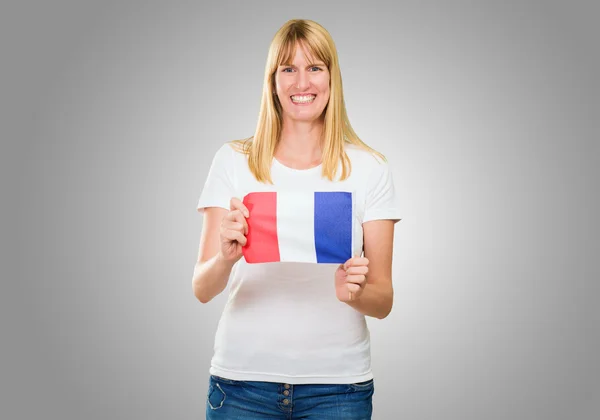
[{"left": 218, "top": 197, "right": 250, "bottom": 263}]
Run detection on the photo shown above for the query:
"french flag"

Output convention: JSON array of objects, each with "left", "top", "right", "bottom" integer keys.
[{"left": 242, "top": 191, "right": 353, "bottom": 264}]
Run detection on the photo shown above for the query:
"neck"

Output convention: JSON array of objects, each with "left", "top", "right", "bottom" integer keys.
[{"left": 276, "top": 118, "right": 324, "bottom": 163}]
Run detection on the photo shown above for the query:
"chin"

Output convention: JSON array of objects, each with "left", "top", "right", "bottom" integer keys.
[
  {"left": 285, "top": 108, "right": 326, "bottom": 121},
  {"left": 289, "top": 114, "right": 323, "bottom": 122}
]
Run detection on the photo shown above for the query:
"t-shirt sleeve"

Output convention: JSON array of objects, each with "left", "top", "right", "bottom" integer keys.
[
  {"left": 363, "top": 159, "right": 402, "bottom": 223},
  {"left": 196, "top": 143, "right": 236, "bottom": 213}
]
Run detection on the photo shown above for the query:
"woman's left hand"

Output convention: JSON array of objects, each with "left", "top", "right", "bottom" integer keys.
[{"left": 335, "top": 257, "right": 369, "bottom": 302}]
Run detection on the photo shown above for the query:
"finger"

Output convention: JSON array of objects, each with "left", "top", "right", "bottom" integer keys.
[
  {"left": 345, "top": 274, "right": 367, "bottom": 285},
  {"left": 223, "top": 221, "right": 245, "bottom": 233},
  {"left": 222, "top": 229, "right": 247, "bottom": 246},
  {"left": 230, "top": 197, "right": 250, "bottom": 218},
  {"left": 346, "top": 265, "right": 368, "bottom": 276},
  {"left": 346, "top": 283, "right": 361, "bottom": 294},
  {"left": 237, "top": 214, "right": 248, "bottom": 235},
  {"left": 229, "top": 210, "right": 249, "bottom": 235},
  {"left": 344, "top": 257, "right": 369, "bottom": 270},
  {"left": 226, "top": 209, "right": 247, "bottom": 226},
  {"left": 223, "top": 218, "right": 246, "bottom": 232}
]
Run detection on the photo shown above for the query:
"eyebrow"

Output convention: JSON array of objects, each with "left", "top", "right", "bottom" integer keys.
[{"left": 279, "top": 63, "right": 326, "bottom": 68}]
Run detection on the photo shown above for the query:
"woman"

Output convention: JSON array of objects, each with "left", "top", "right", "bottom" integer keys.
[{"left": 193, "top": 19, "right": 402, "bottom": 419}]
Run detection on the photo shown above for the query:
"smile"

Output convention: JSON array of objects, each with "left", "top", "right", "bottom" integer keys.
[{"left": 290, "top": 94, "right": 316, "bottom": 104}]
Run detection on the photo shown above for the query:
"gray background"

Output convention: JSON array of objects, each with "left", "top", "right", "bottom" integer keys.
[{"left": 2, "top": 0, "right": 599, "bottom": 419}]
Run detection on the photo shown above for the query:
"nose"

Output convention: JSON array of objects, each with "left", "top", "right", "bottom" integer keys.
[{"left": 295, "top": 70, "right": 310, "bottom": 90}]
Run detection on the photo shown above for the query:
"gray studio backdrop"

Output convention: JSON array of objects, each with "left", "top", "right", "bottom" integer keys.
[{"left": 3, "top": 1, "right": 599, "bottom": 419}]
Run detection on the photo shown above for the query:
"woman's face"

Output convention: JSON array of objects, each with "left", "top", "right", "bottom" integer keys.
[{"left": 274, "top": 42, "right": 330, "bottom": 123}]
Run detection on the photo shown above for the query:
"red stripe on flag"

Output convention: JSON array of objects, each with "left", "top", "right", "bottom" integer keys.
[{"left": 242, "top": 192, "right": 280, "bottom": 263}]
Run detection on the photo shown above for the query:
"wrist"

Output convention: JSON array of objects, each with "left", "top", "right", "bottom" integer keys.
[{"left": 215, "top": 251, "right": 238, "bottom": 269}]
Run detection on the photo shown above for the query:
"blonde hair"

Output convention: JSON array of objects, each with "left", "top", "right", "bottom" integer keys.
[{"left": 231, "top": 19, "right": 385, "bottom": 183}]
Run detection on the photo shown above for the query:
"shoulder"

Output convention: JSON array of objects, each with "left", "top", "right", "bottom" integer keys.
[
  {"left": 210, "top": 141, "right": 247, "bottom": 163},
  {"left": 202, "top": 142, "right": 248, "bottom": 184},
  {"left": 344, "top": 142, "right": 388, "bottom": 173}
]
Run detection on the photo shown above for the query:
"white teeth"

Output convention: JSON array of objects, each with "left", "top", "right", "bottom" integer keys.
[{"left": 291, "top": 95, "right": 316, "bottom": 103}]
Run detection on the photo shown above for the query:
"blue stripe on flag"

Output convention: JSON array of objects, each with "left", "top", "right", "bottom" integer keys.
[{"left": 314, "top": 192, "right": 352, "bottom": 263}]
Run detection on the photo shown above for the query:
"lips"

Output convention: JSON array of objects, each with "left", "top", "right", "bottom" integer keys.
[{"left": 290, "top": 94, "right": 317, "bottom": 104}]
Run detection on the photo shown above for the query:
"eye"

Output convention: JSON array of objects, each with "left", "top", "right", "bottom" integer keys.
[{"left": 281, "top": 66, "right": 323, "bottom": 73}]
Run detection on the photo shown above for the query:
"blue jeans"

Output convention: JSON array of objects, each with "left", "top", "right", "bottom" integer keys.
[{"left": 206, "top": 374, "right": 374, "bottom": 419}]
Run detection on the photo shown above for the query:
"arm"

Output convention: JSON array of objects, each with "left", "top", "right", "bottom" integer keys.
[
  {"left": 345, "top": 219, "right": 396, "bottom": 319},
  {"left": 192, "top": 207, "right": 232, "bottom": 303}
]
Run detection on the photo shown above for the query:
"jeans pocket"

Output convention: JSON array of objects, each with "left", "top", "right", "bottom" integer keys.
[
  {"left": 207, "top": 383, "right": 226, "bottom": 410},
  {"left": 349, "top": 378, "right": 374, "bottom": 392},
  {"left": 210, "top": 375, "right": 246, "bottom": 386}
]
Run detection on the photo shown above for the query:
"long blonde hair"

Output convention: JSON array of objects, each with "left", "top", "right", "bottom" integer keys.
[{"left": 231, "top": 19, "right": 385, "bottom": 183}]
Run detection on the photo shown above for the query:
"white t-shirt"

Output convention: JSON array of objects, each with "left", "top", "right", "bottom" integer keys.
[{"left": 196, "top": 141, "right": 402, "bottom": 384}]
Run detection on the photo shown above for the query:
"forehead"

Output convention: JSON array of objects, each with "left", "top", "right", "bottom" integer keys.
[{"left": 278, "top": 41, "right": 323, "bottom": 66}]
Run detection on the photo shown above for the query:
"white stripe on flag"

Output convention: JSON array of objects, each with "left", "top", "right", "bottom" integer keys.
[{"left": 276, "top": 191, "right": 317, "bottom": 263}]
